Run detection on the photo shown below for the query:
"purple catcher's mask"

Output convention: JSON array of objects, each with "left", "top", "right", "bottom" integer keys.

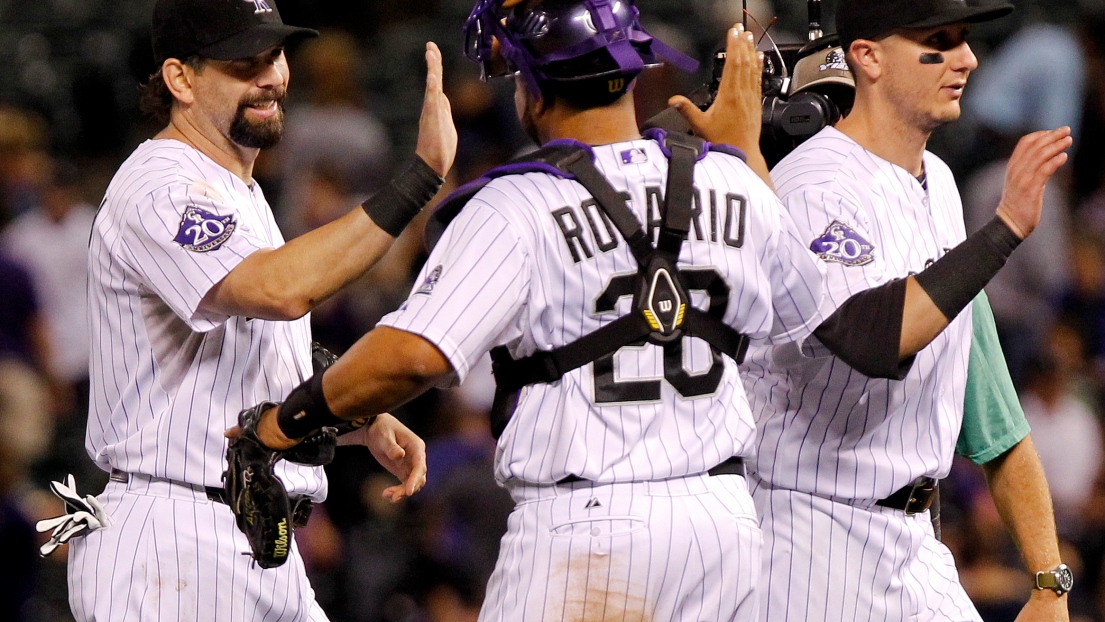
[{"left": 464, "top": 0, "right": 698, "bottom": 97}]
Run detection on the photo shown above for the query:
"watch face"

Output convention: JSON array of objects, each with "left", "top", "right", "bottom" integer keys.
[{"left": 1057, "top": 566, "right": 1074, "bottom": 592}]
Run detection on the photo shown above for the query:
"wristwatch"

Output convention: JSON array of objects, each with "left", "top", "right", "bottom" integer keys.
[{"left": 1034, "top": 563, "right": 1074, "bottom": 596}]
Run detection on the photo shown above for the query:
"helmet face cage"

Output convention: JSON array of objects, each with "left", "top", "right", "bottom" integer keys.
[
  {"left": 463, "top": 0, "right": 696, "bottom": 97},
  {"left": 464, "top": 0, "right": 506, "bottom": 81}
]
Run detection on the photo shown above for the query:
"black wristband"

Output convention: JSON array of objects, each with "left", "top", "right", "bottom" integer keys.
[
  {"left": 362, "top": 155, "right": 445, "bottom": 237},
  {"left": 276, "top": 372, "right": 344, "bottom": 439},
  {"left": 913, "top": 216, "right": 1022, "bottom": 321}
]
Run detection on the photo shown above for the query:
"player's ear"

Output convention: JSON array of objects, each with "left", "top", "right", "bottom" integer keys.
[
  {"left": 847, "top": 40, "right": 882, "bottom": 83},
  {"left": 514, "top": 77, "right": 549, "bottom": 119},
  {"left": 162, "top": 59, "right": 197, "bottom": 106}
]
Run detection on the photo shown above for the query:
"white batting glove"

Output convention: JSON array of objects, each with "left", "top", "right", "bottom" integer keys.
[{"left": 35, "top": 475, "right": 110, "bottom": 556}]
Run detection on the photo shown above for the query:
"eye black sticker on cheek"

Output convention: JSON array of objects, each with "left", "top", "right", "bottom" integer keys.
[{"left": 919, "top": 52, "right": 945, "bottom": 64}]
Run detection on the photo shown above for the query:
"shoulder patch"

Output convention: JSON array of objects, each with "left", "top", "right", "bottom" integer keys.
[
  {"left": 415, "top": 265, "right": 442, "bottom": 295},
  {"left": 173, "top": 206, "right": 236, "bottom": 252},
  {"left": 810, "top": 221, "right": 875, "bottom": 266}
]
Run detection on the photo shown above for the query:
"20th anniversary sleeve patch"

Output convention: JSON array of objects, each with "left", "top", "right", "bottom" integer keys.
[
  {"left": 173, "top": 206, "right": 237, "bottom": 252},
  {"left": 810, "top": 221, "right": 875, "bottom": 266}
]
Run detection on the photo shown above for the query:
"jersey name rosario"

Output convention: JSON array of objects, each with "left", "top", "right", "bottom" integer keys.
[{"left": 551, "top": 184, "right": 748, "bottom": 264}]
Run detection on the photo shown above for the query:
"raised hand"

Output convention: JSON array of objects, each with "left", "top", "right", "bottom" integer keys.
[
  {"left": 415, "top": 42, "right": 458, "bottom": 178},
  {"left": 995, "top": 127, "right": 1073, "bottom": 239},
  {"left": 669, "top": 24, "right": 763, "bottom": 153},
  {"left": 669, "top": 24, "right": 772, "bottom": 186}
]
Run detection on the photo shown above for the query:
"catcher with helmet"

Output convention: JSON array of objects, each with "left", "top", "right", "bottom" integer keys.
[{"left": 229, "top": 0, "right": 832, "bottom": 619}]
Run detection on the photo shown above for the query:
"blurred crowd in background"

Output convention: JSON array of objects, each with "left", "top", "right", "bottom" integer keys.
[{"left": 1, "top": 0, "right": 1105, "bottom": 620}]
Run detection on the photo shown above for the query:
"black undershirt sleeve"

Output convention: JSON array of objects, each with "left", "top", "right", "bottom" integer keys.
[{"left": 813, "top": 278, "right": 914, "bottom": 380}]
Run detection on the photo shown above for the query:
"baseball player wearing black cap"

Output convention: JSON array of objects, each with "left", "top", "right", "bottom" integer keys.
[
  {"left": 53, "top": 0, "right": 454, "bottom": 619},
  {"left": 724, "top": 0, "right": 1074, "bottom": 619}
]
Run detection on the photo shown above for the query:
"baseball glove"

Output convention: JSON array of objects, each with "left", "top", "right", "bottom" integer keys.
[
  {"left": 224, "top": 345, "right": 373, "bottom": 567},
  {"left": 225, "top": 403, "right": 371, "bottom": 568},
  {"left": 224, "top": 401, "right": 296, "bottom": 569},
  {"left": 310, "top": 340, "right": 338, "bottom": 373}
]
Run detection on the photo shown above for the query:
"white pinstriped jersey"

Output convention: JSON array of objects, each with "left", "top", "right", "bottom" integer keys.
[
  {"left": 380, "top": 138, "right": 825, "bottom": 486},
  {"left": 88, "top": 139, "right": 325, "bottom": 498},
  {"left": 743, "top": 126, "right": 972, "bottom": 501}
]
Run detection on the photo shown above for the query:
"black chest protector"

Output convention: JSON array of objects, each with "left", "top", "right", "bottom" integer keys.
[{"left": 428, "top": 129, "right": 751, "bottom": 438}]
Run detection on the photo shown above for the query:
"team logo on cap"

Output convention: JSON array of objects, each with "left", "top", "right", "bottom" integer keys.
[
  {"left": 810, "top": 221, "right": 875, "bottom": 266},
  {"left": 819, "top": 49, "right": 848, "bottom": 72},
  {"left": 174, "top": 206, "right": 237, "bottom": 252},
  {"left": 247, "top": 0, "right": 273, "bottom": 14}
]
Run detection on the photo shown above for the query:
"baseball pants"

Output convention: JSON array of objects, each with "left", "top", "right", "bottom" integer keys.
[
  {"left": 68, "top": 475, "right": 328, "bottom": 622},
  {"left": 751, "top": 477, "right": 981, "bottom": 622},
  {"left": 479, "top": 471, "right": 762, "bottom": 621}
]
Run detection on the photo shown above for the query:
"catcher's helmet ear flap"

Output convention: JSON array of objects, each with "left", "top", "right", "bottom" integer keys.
[{"left": 464, "top": 0, "right": 698, "bottom": 97}]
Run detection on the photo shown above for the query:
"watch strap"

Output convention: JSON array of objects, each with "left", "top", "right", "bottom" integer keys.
[
  {"left": 1034, "top": 563, "right": 1073, "bottom": 595},
  {"left": 1035, "top": 570, "right": 1058, "bottom": 589}
]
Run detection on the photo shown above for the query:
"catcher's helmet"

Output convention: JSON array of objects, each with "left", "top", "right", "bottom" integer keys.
[{"left": 464, "top": 0, "right": 696, "bottom": 97}]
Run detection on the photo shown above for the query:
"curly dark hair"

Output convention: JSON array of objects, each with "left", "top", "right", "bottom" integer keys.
[{"left": 138, "top": 56, "right": 206, "bottom": 124}]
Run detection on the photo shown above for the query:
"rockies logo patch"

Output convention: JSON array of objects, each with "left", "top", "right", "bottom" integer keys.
[
  {"left": 810, "top": 221, "right": 875, "bottom": 266},
  {"left": 173, "top": 207, "right": 236, "bottom": 252},
  {"left": 415, "top": 265, "right": 442, "bottom": 295}
]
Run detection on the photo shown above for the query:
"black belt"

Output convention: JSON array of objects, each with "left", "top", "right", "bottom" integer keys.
[
  {"left": 109, "top": 468, "right": 227, "bottom": 504},
  {"left": 108, "top": 469, "right": 314, "bottom": 527},
  {"left": 707, "top": 456, "right": 746, "bottom": 476},
  {"left": 555, "top": 456, "right": 744, "bottom": 485},
  {"left": 875, "top": 477, "right": 938, "bottom": 515}
]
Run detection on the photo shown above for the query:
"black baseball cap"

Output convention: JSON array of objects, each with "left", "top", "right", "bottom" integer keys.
[
  {"left": 836, "top": 0, "right": 1013, "bottom": 52},
  {"left": 152, "top": 0, "right": 318, "bottom": 65}
]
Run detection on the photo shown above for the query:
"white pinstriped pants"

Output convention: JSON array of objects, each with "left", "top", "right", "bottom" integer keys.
[
  {"left": 68, "top": 477, "right": 328, "bottom": 622},
  {"left": 751, "top": 477, "right": 982, "bottom": 622},
  {"left": 479, "top": 472, "right": 762, "bottom": 621}
]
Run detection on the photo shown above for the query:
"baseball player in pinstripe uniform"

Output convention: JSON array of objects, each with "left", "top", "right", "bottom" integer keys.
[
  {"left": 230, "top": 1, "right": 831, "bottom": 619},
  {"left": 50, "top": 0, "right": 455, "bottom": 619},
  {"left": 701, "top": 0, "right": 1073, "bottom": 619}
]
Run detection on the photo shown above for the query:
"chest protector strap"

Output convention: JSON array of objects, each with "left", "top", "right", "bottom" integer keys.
[{"left": 467, "top": 133, "right": 749, "bottom": 438}]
